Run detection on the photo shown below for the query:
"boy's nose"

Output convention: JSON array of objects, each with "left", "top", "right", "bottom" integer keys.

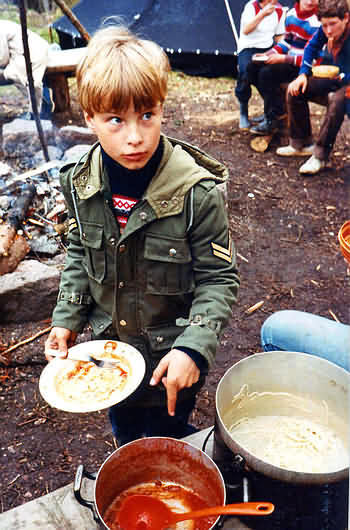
[{"left": 127, "top": 123, "right": 142, "bottom": 145}]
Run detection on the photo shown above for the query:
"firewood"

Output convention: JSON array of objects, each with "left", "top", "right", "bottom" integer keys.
[
  {"left": 250, "top": 135, "right": 273, "bottom": 153},
  {"left": 0, "top": 234, "right": 30, "bottom": 275}
]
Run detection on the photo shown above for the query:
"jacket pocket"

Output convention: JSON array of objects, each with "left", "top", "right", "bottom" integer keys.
[
  {"left": 146, "top": 324, "right": 185, "bottom": 353},
  {"left": 144, "top": 233, "right": 195, "bottom": 294},
  {"left": 80, "top": 222, "right": 106, "bottom": 284}
]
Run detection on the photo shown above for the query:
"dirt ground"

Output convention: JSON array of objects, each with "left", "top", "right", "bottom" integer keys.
[{"left": 0, "top": 71, "right": 349, "bottom": 514}]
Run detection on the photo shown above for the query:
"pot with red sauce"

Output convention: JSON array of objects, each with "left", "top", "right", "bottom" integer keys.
[{"left": 74, "top": 437, "right": 226, "bottom": 529}]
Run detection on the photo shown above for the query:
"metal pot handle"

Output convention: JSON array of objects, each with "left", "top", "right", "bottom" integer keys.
[{"left": 73, "top": 464, "right": 99, "bottom": 522}]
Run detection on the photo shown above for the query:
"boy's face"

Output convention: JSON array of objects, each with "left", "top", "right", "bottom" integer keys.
[
  {"left": 321, "top": 13, "right": 349, "bottom": 41},
  {"left": 85, "top": 102, "right": 163, "bottom": 170},
  {"left": 299, "top": 0, "right": 318, "bottom": 13}
]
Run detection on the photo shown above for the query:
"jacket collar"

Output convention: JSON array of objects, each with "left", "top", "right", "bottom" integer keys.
[{"left": 71, "top": 135, "right": 228, "bottom": 217}]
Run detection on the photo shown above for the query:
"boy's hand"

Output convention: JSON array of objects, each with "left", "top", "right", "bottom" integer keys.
[
  {"left": 288, "top": 74, "right": 308, "bottom": 96},
  {"left": 150, "top": 350, "right": 200, "bottom": 417},
  {"left": 45, "top": 327, "right": 77, "bottom": 361},
  {"left": 266, "top": 54, "right": 285, "bottom": 64},
  {"left": 261, "top": 3, "right": 276, "bottom": 17}
]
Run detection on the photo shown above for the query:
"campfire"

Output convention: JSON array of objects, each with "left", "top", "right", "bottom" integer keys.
[{"left": 0, "top": 159, "right": 67, "bottom": 275}]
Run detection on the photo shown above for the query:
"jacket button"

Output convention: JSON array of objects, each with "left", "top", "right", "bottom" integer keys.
[
  {"left": 169, "top": 248, "right": 177, "bottom": 257},
  {"left": 110, "top": 237, "right": 116, "bottom": 246},
  {"left": 156, "top": 336, "right": 164, "bottom": 343},
  {"left": 139, "top": 211, "right": 147, "bottom": 221},
  {"left": 119, "top": 320, "right": 127, "bottom": 326},
  {"left": 119, "top": 244, "right": 126, "bottom": 253},
  {"left": 119, "top": 281, "right": 124, "bottom": 288}
]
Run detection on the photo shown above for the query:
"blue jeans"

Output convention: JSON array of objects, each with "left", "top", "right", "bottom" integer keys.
[
  {"left": 261, "top": 310, "right": 349, "bottom": 371},
  {"left": 109, "top": 397, "right": 198, "bottom": 446},
  {"left": 235, "top": 47, "right": 270, "bottom": 105}
]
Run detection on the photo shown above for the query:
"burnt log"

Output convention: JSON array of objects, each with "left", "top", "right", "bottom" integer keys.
[{"left": 0, "top": 183, "right": 36, "bottom": 275}]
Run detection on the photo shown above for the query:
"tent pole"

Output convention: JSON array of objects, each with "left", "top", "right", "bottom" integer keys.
[
  {"left": 18, "top": 0, "right": 50, "bottom": 163},
  {"left": 52, "top": 0, "right": 91, "bottom": 43},
  {"left": 223, "top": 0, "right": 239, "bottom": 48}
]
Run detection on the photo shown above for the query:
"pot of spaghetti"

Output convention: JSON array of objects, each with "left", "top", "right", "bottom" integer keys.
[
  {"left": 214, "top": 351, "right": 349, "bottom": 529},
  {"left": 215, "top": 351, "right": 348, "bottom": 486}
]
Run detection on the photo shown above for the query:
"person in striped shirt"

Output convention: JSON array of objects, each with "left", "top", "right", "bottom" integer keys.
[{"left": 249, "top": 0, "right": 320, "bottom": 135}]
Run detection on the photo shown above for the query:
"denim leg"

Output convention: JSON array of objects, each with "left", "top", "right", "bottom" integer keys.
[
  {"left": 235, "top": 49, "right": 257, "bottom": 104},
  {"left": 109, "top": 396, "right": 198, "bottom": 446},
  {"left": 261, "top": 310, "right": 349, "bottom": 371}
]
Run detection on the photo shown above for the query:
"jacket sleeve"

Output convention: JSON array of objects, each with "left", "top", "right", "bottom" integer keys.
[
  {"left": 51, "top": 168, "right": 92, "bottom": 333},
  {"left": 172, "top": 181, "right": 240, "bottom": 366},
  {"left": 299, "top": 26, "right": 327, "bottom": 75}
]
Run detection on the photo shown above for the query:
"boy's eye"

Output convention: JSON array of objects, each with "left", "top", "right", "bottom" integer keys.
[
  {"left": 142, "top": 112, "right": 153, "bottom": 121},
  {"left": 110, "top": 116, "right": 122, "bottom": 125}
]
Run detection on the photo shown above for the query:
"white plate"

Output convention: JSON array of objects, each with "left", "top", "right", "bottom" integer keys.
[
  {"left": 39, "top": 340, "right": 146, "bottom": 413},
  {"left": 252, "top": 54, "right": 268, "bottom": 62}
]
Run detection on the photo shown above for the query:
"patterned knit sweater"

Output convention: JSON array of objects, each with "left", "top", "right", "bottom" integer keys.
[{"left": 270, "top": 2, "right": 320, "bottom": 67}]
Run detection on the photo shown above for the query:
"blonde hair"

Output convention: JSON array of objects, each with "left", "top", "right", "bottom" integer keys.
[{"left": 77, "top": 24, "right": 170, "bottom": 116}]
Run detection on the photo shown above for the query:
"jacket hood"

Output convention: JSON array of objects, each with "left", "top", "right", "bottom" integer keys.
[{"left": 66, "top": 135, "right": 228, "bottom": 217}]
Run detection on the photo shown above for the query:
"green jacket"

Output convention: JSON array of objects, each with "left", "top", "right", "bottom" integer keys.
[{"left": 52, "top": 135, "right": 239, "bottom": 371}]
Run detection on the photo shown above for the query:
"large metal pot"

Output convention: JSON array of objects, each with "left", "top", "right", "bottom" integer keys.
[
  {"left": 215, "top": 351, "right": 349, "bottom": 485},
  {"left": 75, "top": 436, "right": 226, "bottom": 529}
]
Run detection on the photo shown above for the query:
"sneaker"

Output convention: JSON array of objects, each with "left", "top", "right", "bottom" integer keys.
[
  {"left": 250, "top": 113, "right": 265, "bottom": 124},
  {"left": 299, "top": 155, "right": 325, "bottom": 174},
  {"left": 276, "top": 144, "right": 314, "bottom": 157},
  {"left": 250, "top": 118, "right": 279, "bottom": 135}
]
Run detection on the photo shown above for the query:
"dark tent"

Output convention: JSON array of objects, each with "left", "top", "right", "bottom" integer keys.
[{"left": 52, "top": 0, "right": 295, "bottom": 77}]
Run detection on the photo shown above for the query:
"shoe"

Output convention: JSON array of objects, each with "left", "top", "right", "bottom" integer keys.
[
  {"left": 250, "top": 113, "right": 265, "bottom": 124},
  {"left": 299, "top": 155, "right": 325, "bottom": 174},
  {"left": 250, "top": 117, "right": 279, "bottom": 135},
  {"left": 239, "top": 113, "right": 250, "bottom": 130},
  {"left": 276, "top": 144, "right": 314, "bottom": 157}
]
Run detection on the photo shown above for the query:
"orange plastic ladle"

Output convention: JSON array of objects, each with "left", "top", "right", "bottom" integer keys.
[{"left": 117, "top": 494, "right": 274, "bottom": 530}]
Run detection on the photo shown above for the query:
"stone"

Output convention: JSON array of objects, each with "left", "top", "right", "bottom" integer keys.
[
  {"left": 33, "top": 147, "right": 63, "bottom": 166},
  {"left": 62, "top": 144, "right": 91, "bottom": 162},
  {"left": 0, "top": 259, "right": 60, "bottom": 323},
  {"left": 2, "top": 119, "right": 57, "bottom": 159},
  {"left": 56, "top": 125, "right": 97, "bottom": 151}
]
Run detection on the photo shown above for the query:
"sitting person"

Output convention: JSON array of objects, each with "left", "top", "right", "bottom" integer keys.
[
  {"left": 235, "top": 0, "right": 286, "bottom": 129},
  {"left": 249, "top": 0, "right": 320, "bottom": 135},
  {"left": 0, "top": 20, "right": 53, "bottom": 119},
  {"left": 276, "top": 0, "right": 350, "bottom": 174},
  {"left": 261, "top": 309, "right": 349, "bottom": 370}
]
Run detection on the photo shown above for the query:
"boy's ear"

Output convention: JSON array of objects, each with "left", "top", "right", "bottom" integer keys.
[{"left": 84, "top": 111, "right": 95, "bottom": 131}]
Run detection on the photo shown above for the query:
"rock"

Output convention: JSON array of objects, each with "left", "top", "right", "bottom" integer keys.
[
  {"left": 33, "top": 147, "right": 64, "bottom": 166},
  {"left": 0, "top": 161, "right": 12, "bottom": 176},
  {"left": 62, "top": 144, "right": 91, "bottom": 162},
  {"left": 0, "top": 259, "right": 60, "bottom": 323},
  {"left": 2, "top": 119, "right": 57, "bottom": 159},
  {"left": 56, "top": 125, "right": 97, "bottom": 151}
]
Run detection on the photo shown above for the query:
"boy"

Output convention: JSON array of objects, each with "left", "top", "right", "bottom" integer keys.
[
  {"left": 276, "top": 0, "right": 350, "bottom": 174},
  {"left": 44, "top": 25, "right": 240, "bottom": 445},
  {"left": 235, "top": 0, "right": 286, "bottom": 129},
  {"left": 249, "top": 0, "right": 320, "bottom": 135}
]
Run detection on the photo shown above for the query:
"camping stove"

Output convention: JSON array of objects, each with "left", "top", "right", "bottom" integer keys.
[{"left": 206, "top": 428, "right": 349, "bottom": 530}]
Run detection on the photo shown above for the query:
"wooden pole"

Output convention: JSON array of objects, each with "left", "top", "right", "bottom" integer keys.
[
  {"left": 18, "top": 0, "right": 50, "bottom": 162},
  {"left": 52, "top": 0, "right": 91, "bottom": 43}
]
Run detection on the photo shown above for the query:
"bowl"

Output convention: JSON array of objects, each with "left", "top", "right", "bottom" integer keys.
[
  {"left": 312, "top": 65, "right": 340, "bottom": 79},
  {"left": 338, "top": 220, "right": 350, "bottom": 264}
]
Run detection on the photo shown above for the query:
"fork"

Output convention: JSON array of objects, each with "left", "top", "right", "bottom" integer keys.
[{"left": 47, "top": 349, "right": 121, "bottom": 370}]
